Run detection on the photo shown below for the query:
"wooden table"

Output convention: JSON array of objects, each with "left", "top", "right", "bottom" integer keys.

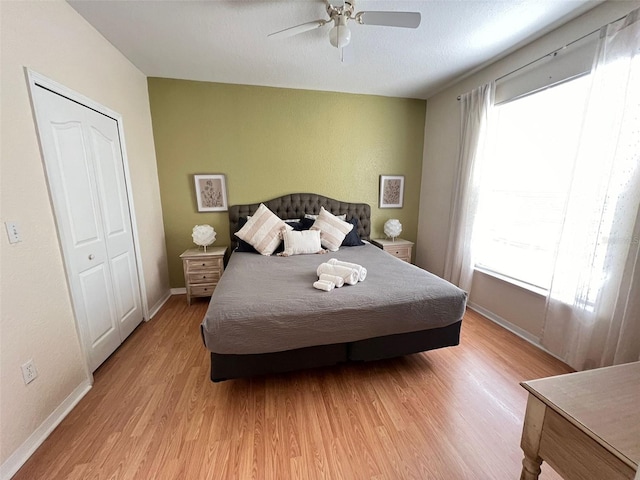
[
  {"left": 180, "top": 246, "right": 226, "bottom": 305},
  {"left": 519, "top": 361, "right": 640, "bottom": 480}
]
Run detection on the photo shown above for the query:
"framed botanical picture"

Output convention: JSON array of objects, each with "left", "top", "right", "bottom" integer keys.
[
  {"left": 194, "top": 174, "right": 228, "bottom": 212},
  {"left": 379, "top": 175, "right": 404, "bottom": 208}
]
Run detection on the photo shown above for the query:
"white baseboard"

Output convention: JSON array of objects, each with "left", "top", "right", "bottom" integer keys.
[
  {"left": 1, "top": 380, "right": 92, "bottom": 480},
  {"left": 147, "top": 290, "right": 172, "bottom": 320},
  {"left": 468, "top": 302, "right": 540, "bottom": 344},
  {"left": 467, "top": 302, "right": 566, "bottom": 364},
  {"left": 170, "top": 287, "right": 186, "bottom": 295}
]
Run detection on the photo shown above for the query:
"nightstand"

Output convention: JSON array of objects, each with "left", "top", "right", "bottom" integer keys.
[
  {"left": 180, "top": 246, "right": 227, "bottom": 305},
  {"left": 371, "top": 238, "right": 414, "bottom": 263}
]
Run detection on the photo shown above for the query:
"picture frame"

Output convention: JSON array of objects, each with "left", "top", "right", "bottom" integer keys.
[
  {"left": 379, "top": 175, "right": 404, "bottom": 208},
  {"left": 194, "top": 174, "right": 228, "bottom": 212}
]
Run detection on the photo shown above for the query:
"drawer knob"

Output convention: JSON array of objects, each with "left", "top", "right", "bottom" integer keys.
[
  {"left": 201, "top": 263, "right": 206, "bottom": 266},
  {"left": 88, "top": 254, "right": 95, "bottom": 260}
]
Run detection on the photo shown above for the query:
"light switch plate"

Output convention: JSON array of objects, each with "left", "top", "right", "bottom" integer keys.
[{"left": 5, "top": 222, "right": 21, "bottom": 244}]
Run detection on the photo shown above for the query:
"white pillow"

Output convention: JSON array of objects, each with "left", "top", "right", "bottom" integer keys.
[
  {"left": 310, "top": 207, "right": 354, "bottom": 252},
  {"left": 235, "top": 203, "right": 291, "bottom": 255},
  {"left": 282, "top": 229, "right": 322, "bottom": 256}
]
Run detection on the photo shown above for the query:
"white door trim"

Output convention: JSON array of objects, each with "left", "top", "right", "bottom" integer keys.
[{"left": 25, "top": 68, "right": 150, "bottom": 372}]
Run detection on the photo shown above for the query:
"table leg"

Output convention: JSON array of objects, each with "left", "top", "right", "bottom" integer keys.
[
  {"left": 519, "top": 394, "right": 547, "bottom": 480},
  {"left": 520, "top": 454, "right": 542, "bottom": 480}
]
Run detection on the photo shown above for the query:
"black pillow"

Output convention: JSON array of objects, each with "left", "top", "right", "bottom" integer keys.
[
  {"left": 234, "top": 217, "right": 258, "bottom": 253},
  {"left": 342, "top": 217, "right": 365, "bottom": 246},
  {"left": 284, "top": 220, "right": 305, "bottom": 231},
  {"left": 300, "top": 217, "right": 315, "bottom": 230}
]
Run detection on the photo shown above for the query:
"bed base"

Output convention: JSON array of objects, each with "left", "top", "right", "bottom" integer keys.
[{"left": 209, "top": 321, "right": 462, "bottom": 382}]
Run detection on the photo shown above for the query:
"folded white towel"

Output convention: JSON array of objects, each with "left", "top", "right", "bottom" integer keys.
[
  {"left": 319, "top": 273, "right": 344, "bottom": 288},
  {"left": 327, "top": 258, "right": 367, "bottom": 282},
  {"left": 316, "top": 263, "right": 359, "bottom": 286},
  {"left": 313, "top": 279, "right": 335, "bottom": 292}
]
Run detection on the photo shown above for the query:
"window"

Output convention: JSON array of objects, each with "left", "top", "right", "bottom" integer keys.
[{"left": 474, "top": 75, "right": 591, "bottom": 291}]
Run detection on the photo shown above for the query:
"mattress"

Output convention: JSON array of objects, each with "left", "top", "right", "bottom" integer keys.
[{"left": 201, "top": 243, "right": 467, "bottom": 355}]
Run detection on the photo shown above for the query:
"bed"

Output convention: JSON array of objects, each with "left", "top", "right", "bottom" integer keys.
[{"left": 201, "top": 193, "right": 467, "bottom": 381}]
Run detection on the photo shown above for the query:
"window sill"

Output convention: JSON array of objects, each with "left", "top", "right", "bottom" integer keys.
[{"left": 474, "top": 266, "right": 548, "bottom": 298}]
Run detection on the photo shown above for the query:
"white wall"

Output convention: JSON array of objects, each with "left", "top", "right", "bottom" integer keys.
[
  {"left": 0, "top": 0, "right": 170, "bottom": 472},
  {"left": 417, "top": 0, "right": 639, "bottom": 340}
]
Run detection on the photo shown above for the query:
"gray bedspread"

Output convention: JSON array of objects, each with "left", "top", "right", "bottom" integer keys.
[{"left": 201, "top": 243, "right": 467, "bottom": 355}]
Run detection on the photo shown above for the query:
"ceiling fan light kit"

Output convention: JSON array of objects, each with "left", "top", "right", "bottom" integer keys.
[
  {"left": 329, "top": 15, "right": 351, "bottom": 48},
  {"left": 268, "top": 0, "right": 421, "bottom": 50}
]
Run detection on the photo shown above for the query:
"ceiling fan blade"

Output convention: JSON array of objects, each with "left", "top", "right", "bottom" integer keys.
[
  {"left": 357, "top": 11, "right": 421, "bottom": 28},
  {"left": 268, "top": 20, "right": 327, "bottom": 39}
]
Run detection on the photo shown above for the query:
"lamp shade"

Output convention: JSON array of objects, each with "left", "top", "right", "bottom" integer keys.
[
  {"left": 192, "top": 224, "right": 216, "bottom": 250},
  {"left": 384, "top": 219, "right": 402, "bottom": 240}
]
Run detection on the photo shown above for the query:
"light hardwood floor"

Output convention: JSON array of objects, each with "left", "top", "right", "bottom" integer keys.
[{"left": 14, "top": 296, "right": 572, "bottom": 480}]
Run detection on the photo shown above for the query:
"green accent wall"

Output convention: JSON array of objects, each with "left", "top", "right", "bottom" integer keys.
[{"left": 148, "top": 78, "right": 426, "bottom": 288}]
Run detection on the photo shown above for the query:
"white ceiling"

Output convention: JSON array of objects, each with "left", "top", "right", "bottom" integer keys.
[{"left": 68, "top": 0, "right": 603, "bottom": 100}]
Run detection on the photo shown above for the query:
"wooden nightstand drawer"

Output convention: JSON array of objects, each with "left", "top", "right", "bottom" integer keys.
[
  {"left": 185, "top": 257, "right": 223, "bottom": 272},
  {"left": 180, "top": 247, "right": 227, "bottom": 305},
  {"left": 371, "top": 238, "right": 414, "bottom": 263},
  {"left": 189, "top": 284, "right": 217, "bottom": 297},
  {"left": 387, "top": 245, "right": 411, "bottom": 260},
  {"left": 188, "top": 271, "right": 221, "bottom": 284}
]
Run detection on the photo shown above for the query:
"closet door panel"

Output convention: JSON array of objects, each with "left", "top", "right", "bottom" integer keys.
[
  {"left": 32, "top": 84, "right": 143, "bottom": 371},
  {"left": 87, "top": 112, "right": 142, "bottom": 340}
]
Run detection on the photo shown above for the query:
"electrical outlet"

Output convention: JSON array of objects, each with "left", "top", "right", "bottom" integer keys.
[{"left": 21, "top": 359, "right": 38, "bottom": 384}]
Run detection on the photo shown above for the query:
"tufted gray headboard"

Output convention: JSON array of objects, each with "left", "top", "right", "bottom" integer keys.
[{"left": 229, "top": 193, "right": 371, "bottom": 251}]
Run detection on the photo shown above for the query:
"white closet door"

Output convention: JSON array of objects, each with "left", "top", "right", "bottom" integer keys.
[
  {"left": 32, "top": 86, "right": 142, "bottom": 371},
  {"left": 88, "top": 113, "right": 142, "bottom": 340}
]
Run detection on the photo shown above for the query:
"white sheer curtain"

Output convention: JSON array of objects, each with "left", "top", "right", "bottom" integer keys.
[
  {"left": 443, "top": 82, "right": 494, "bottom": 292},
  {"left": 541, "top": 8, "right": 640, "bottom": 370}
]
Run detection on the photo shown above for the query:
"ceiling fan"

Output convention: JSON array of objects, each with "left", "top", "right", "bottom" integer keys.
[{"left": 268, "top": 0, "right": 421, "bottom": 49}]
